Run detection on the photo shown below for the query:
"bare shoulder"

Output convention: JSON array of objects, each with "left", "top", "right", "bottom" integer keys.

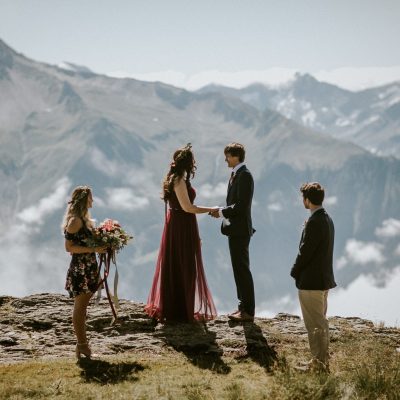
[
  {"left": 66, "top": 217, "right": 83, "bottom": 234},
  {"left": 173, "top": 176, "right": 185, "bottom": 189}
]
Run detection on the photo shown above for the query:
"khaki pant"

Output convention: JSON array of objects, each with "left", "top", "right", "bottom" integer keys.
[{"left": 298, "top": 289, "right": 329, "bottom": 363}]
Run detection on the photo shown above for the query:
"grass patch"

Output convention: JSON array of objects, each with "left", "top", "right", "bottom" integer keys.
[
  {"left": 354, "top": 349, "right": 400, "bottom": 399},
  {"left": 78, "top": 358, "right": 145, "bottom": 384},
  {"left": 0, "top": 332, "right": 399, "bottom": 400}
]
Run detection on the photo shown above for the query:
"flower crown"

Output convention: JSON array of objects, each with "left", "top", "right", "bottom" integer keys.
[
  {"left": 172, "top": 143, "right": 192, "bottom": 167},
  {"left": 68, "top": 187, "right": 90, "bottom": 206}
]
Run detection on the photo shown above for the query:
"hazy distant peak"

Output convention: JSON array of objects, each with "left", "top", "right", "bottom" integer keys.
[
  {"left": 293, "top": 72, "right": 316, "bottom": 81},
  {"left": 292, "top": 72, "right": 343, "bottom": 91},
  {"left": 199, "top": 82, "right": 225, "bottom": 90}
]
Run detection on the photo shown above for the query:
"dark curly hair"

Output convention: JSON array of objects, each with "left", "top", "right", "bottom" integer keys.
[
  {"left": 162, "top": 143, "right": 196, "bottom": 201},
  {"left": 300, "top": 182, "right": 325, "bottom": 206},
  {"left": 224, "top": 142, "right": 245, "bottom": 162}
]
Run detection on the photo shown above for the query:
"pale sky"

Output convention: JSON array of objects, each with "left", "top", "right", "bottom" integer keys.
[{"left": 1, "top": 0, "right": 400, "bottom": 90}]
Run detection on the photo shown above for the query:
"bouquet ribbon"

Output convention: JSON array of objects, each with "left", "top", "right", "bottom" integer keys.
[{"left": 95, "top": 249, "right": 119, "bottom": 323}]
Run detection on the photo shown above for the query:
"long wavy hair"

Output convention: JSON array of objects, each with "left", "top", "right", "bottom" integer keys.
[
  {"left": 162, "top": 143, "right": 197, "bottom": 201},
  {"left": 61, "top": 185, "right": 94, "bottom": 232}
]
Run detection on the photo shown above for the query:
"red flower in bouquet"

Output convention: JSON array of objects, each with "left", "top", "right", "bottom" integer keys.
[{"left": 84, "top": 219, "right": 133, "bottom": 252}]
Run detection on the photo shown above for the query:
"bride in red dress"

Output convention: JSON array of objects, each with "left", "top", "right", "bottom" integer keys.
[{"left": 145, "top": 144, "right": 218, "bottom": 322}]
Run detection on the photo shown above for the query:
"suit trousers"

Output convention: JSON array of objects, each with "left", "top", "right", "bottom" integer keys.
[
  {"left": 298, "top": 289, "right": 330, "bottom": 363},
  {"left": 228, "top": 235, "right": 255, "bottom": 316}
]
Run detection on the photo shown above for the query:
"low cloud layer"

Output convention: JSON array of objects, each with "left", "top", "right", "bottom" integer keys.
[
  {"left": 0, "top": 178, "right": 72, "bottom": 295},
  {"left": 198, "top": 182, "right": 227, "bottom": 200},
  {"left": 105, "top": 187, "right": 149, "bottom": 211},
  {"left": 345, "top": 239, "right": 386, "bottom": 265},
  {"left": 337, "top": 238, "right": 386, "bottom": 270},
  {"left": 267, "top": 202, "right": 283, "bottom": 212},
  {"left": 324, "top": 196, "right": 338, "bottom": 206},
  {"left": 109, "top": 66, "right": 400, "bottom": 91},
  {"left": 329, "top": 268, "right": 400, "bottom": 327},
  {"left": 375, "top": 218, "right": 400, "bottom": 238},
  {"left": 17, "top": 177, "right": 71, "bottom": 225}
]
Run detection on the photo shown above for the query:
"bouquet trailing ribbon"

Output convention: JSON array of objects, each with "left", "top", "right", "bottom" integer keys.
[
  {"left": 96, "top": 249, "right": 119, "bottom": 323},
  {"left": 83, "top": 219, "right": 133, "bottom": 324}
]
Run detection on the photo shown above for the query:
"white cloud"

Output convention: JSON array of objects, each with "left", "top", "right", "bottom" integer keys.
[
  {"left": 324, "top": 196, "right": 338, "bottom": 206},
  {"left": 395, "top": 244, "right": 400, "bottom": 257},
  {"left": 17, "top": 177, "right": 71, "bottom": 225},
  {"left": 267, "top": 202, "right": 283, "bottom": 212},
  {"left": 344, "top": 239, "right": 386, "bottom": 265},
  {"left": 314, "top": 66, "right": 400, "bottom": 91},
  {"left": 93, "top": 196, "right": 106, "bottom": 207},
  {"left": 329, "top": 268, "right": 400, "bottom": 327},
  {"left": 126, "top": 169, "right": 155, "bottom": 186},
  {"left": 375, "top": 218, "right": 400, "bottom": 238},
  {"left": 105, "top": 187, "right": 149, "bottom": 211},
  {"left": 198, "top": 182, "right": 227, "bottom": 199},
  {"left": 108, "top": 66, "right": 400, "bottom": 92},
  {"left": 132, "top": 250, "right": 158, "bottom": 266},
  {"left": 125, "top": 169, "right": 168, "bottom": 201},
  {"left": 336, "top": 256, "right": 348, "bottom": 270},
  {"left": 0, "top": 180, "right": 72, "bottom": 296},
  {"left": 108, "top": 68, "right": 298, "bottom": 90},
  {"left": 301, "top": 110, "right": 317, "bottom": 126},
  {"left": 0, "top": 227, "right": 69, "bottom": 296},
  {"left": 257, "top": 295, "right": 300, "bottom": 318}
]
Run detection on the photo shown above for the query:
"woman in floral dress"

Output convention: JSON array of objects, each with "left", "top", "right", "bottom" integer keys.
[{"left": 62, "top": 186, "right": 107, "bottom": 359}]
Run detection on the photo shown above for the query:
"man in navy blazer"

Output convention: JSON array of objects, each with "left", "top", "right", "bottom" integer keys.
[
  {"left": 210, "top": 143, "right": 255, "bottom": 322},
  {"left": 291, "top": 182, "right": 336, "bottom": 371}
]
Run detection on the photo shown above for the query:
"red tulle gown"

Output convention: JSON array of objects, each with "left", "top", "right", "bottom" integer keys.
[{"left": 145, "top": 181, "right": 217, "bottom": 322}]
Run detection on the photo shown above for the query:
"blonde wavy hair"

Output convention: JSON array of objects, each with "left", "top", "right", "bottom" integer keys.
[{"left": 61, "top": 185, "right": 94, "bottom": 232}]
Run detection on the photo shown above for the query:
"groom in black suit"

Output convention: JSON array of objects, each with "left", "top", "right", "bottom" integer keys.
[{"left": 210, "top": 143, "right": 255, "bottom": 322}]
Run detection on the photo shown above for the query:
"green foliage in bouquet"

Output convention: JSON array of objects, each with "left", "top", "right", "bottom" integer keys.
[{"left": 84, "top": 219, "right": 133, "bottom": 252}]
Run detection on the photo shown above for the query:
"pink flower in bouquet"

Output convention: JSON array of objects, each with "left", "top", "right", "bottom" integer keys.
[
  {"left": 83, "top": 218, "right": 132, "bottom": 252},
  {"left": 102, "top": 219, "right": 117, "bottom": 232}
]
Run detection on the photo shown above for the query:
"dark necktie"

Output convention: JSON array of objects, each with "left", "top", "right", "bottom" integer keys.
[{"left": 229, "top": 171, "right": 235, "bottom": 186}]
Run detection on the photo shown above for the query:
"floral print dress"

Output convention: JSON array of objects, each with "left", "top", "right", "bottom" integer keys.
[{"left": 65, "top": 224, "right": 99, "bottom": 298}]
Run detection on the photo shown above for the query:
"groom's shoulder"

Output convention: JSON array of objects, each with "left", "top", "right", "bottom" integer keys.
[
  {"left": 311, "top": 208, "right": 333, "bottom": 227},
  {"left": 238, "top": 165, "right": 251, "bottom": 174},
  {"left": 237, "top": 168, "right": 252, "bottom": 181},
  {"left": 241, "top": 166, "right": 253, "bottom": 179}
]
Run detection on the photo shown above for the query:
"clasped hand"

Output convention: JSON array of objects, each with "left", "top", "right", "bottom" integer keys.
[{"left": 209, "top": 207, "right": 220, "bottom": 218}]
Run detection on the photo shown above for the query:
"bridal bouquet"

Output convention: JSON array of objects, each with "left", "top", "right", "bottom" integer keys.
[
  {"left": 84, "top": 219, "right": 133, "bottom": 323},
  {"left": 85, "top": 219, "right": 133, "bottom": 252}
]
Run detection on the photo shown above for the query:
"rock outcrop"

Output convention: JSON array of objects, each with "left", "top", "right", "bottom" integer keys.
[{"left": 1, "top": 293, "right": 399, "bottom": 367}]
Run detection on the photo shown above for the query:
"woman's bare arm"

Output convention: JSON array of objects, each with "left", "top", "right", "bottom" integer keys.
[
  {"left": 174, "top": 178, "right": 217, "bottom": 214},
  {"left": 65, "top": 217, "right": 106, "bottom": 254}
]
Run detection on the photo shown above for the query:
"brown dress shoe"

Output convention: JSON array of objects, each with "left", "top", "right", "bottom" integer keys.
[
  {"left": 228, "top": 310, "right": 241, "bottom": 317},
  {"left": 228, "top": 311, "right": 254, "bottom": 322}
]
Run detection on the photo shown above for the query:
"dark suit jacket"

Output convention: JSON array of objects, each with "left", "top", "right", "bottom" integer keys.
[
  {"left": 221, "top": 165, "right": 255, "bottom": 237},
  {"left": 291, "top": 208, "right": 336, "bottom": 290}
]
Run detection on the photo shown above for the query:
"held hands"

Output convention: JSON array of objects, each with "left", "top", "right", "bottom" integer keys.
[{"left": 208, "top": 207, "right": 221, "bottom": 218}]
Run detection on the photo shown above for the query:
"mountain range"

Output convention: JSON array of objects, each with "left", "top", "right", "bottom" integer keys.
[
  {"left": 1, "top": 38, "right": 399, "bottom": 314},
  {"left": 198, "top": 74, "right": 400, "bottom": 158}
]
